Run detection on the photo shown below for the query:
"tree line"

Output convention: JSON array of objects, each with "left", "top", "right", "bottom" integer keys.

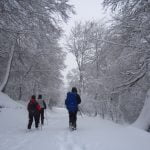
[
  {"left": 66, "top": 0, "right": 150, "bottom": 130},
  {"left": 0, "top": 0, "right": 74, "bottom": 105}
]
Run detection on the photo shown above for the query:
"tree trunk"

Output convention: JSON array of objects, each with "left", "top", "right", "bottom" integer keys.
[
  {"left": 0, "top": 45, "right": 15, "bottom": 92},
  {"left": 18, "top": 86, "right": 22, "bottom": 100},
  {"left": 133, "top": 89, "right": 150, "bottom": 131}
]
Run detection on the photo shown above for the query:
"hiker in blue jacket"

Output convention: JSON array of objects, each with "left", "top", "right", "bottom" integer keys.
[{"left": 65, "top": 87, "right": 81, "bottom": 130}]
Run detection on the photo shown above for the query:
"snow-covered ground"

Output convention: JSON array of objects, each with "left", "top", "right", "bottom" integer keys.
[{"left": 0, "top": 92, "right": 150, "bottom": 150}]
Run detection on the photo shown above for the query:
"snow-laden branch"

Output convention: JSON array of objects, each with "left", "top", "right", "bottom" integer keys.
[
  {"left": 115, "top": 70, "right": 146, "bottom": 93},
  {"left": 0, "top": 50, "right": 8, "bottom": 58},
  {"left": 0, "top": 27, "right": 42, "bottom": 34},
  {"left": 98, "top": 38, "right": 139, "bottom": 49}
]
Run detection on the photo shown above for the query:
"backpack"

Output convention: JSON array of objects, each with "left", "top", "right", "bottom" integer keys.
[
  {"left": 28, "top": 100, "right": 41, "bottom": 113},
  {"left": 65, "top": 92, "right": 78, "bottom": 112},
  {"left": 37, "top": 99, "right": 46, "bottom": 109}
]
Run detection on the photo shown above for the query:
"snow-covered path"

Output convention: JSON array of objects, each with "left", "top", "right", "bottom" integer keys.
[{"left": 1, "top": 93, "right": 150, "bottom": 150}]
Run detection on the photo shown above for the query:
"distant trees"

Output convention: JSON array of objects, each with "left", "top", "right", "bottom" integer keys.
[
  {"left": 103, "top": 0, "right": 150, "bottom": 130},
  {"left": 67, "top": 22, "right": 92, "bottom": 94},
  {"left": 66, "top": 0, "right": 150, "bottom": 127},
  {"left": 0, "top": 0, "right": 74, "bottom": 104}
]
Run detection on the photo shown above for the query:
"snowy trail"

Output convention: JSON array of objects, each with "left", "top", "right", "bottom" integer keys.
[
  {"left": 1, "top": 95, "right": 150, "bottom": 150},
  {"left": 56, "top": 128, "right": 85, "bottom": 150}
]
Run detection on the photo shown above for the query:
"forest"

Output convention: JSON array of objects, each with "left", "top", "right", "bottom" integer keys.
[{"left": 0, "top": 0, "right": 150, "bottom": 131}]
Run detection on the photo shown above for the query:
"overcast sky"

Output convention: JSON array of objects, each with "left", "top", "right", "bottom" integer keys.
[
  {"left": 62, "top": 0, "right": 109, "bottom": 84},
  {"left": 64, "top": 0, "right": 107, "bottom": 34}
]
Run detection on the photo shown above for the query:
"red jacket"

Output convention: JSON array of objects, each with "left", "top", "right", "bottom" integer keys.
[{"left": 27, "top": 98, "right": 41, "bottom": 112}]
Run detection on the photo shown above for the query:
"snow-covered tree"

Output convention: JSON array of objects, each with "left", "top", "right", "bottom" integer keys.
[
  {"left": 0, "top": 0, "right": 74, "bottom": 104},
  {"left": 102, "top": 0, "right": 150, "bottom": 128},
  {"left": 67, "top": 21, "right": 95, "bottom": 95}
]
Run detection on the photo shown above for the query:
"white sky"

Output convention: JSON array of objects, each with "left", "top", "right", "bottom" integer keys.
[
  {"left": 62, "top": 0, "right": 109, "bottom": 84},
  {"left": 64, "top": 0, "right": 106, "bottom": 35}
]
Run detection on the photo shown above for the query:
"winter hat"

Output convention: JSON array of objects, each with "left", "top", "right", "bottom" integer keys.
[
  {"left": 31, "top": 95, "right": 36, "bottom": 99},
  {"left": 38, "top": 94, "right": 42, "bottom": 99},
  {"left": 72, "top": 87, "right": 77, "bottom": 93}
]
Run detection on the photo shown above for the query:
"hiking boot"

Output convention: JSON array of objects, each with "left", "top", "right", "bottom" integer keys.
[
  {"left": 28, "top": 125, "right": 31, "bottom": 129},
  {"left": 69, "top": 122, "right": 73, "bottom": 130},
  {"left": 41, "top": 120, "right": 44, "bottom": 125},
  {"left": 72, "top": 127, "right": 76, "bottom": 130}
]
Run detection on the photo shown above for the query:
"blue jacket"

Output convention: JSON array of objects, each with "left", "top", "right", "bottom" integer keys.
[{"left": 65, "top": 92, "right": 81, "bottom": 112}]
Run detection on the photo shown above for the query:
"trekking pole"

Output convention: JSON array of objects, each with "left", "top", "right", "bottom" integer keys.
[
  {"left": 78, "top": 106, "right": 83, "bottom": 118},
  {"left": 38, "top": 112, "right": 42, "bottom": 130},
  {"left": 79, "top": 109, "right": 83, "bottom": 117},
  {"left": 45, "top": 110, "right": 48, "bottom": 125},
  {"left": 40, "top": 115, "right": 42, "bottom": 130},
  {"left": 40, "top": 121, "right": 42, "bottom": 130}
]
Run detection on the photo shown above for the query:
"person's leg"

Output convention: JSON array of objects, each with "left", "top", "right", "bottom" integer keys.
[
  {"left": 37, "top": 111, "right": 40, "bottom": 126},
  {"left": 69, "top": 112, "right": 74, "bottom": 128},
  {"left": 34, "top": 112, "right": 39, "bottom": 128},
  {"left": 28, "top": 113, "right": 33, "bottom": 129},
  {"left": 69, "top": 112, "right": 71, "bottom": 127},
  {"left": 72, "top": 111, "right": 77, "bottom": 129},
  {"left": 41, "top": 109, "right": 44, "bottom": 125}
]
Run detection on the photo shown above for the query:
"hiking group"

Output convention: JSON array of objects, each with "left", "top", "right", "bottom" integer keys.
[
  {"left": 27, "top": 87, "right": 81, "bottom": 131},
  {"left": 27, "top": 94, "right": 46, "bottom": 129}
]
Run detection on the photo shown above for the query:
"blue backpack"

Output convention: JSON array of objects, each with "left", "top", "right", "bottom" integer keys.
[{"left": 65, "top": 92, "right": 78, "bottom": 112}]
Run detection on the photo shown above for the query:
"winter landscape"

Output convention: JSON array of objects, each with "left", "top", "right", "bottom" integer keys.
[
  {"left": 0, "top": 0, "right": 150, "bottom": 150},
  {"left": 1, "top": 92, "right": 150, "bottom": 150}
]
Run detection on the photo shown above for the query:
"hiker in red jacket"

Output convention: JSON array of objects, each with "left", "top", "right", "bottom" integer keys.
[{"left": 27, "top": 95, "right": 41, "bottom": 129}]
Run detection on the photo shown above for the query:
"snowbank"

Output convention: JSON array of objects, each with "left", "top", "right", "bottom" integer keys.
[
  {"left": 133, "top": 89, "right": 150, "bottom": 130},
  {"left": 0, "top": 92, "right": 24, "bottom": 109},
  {"left": 1, "top": 92, "right": 150, "bottom": 150}
]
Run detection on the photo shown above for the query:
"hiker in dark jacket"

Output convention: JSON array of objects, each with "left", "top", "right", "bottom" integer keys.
[
  {"left": 65, "top": 87, "right": 81, "bottom": 130},
  {"left": 37, "top": 94, "right": 46, "bottom": 125},
  {"left": 27, "top": 95, "right": 41, "bottom": 129}
]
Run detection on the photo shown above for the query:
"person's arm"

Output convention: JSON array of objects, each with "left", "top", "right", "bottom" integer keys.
[
  {"left": 65, "top": 98, "right": 67, "bottom": 106},
  {"left": 27, "top": 103, "right": 30, "bottom": 111},
  {"left": 65, "top": 92, "right": 69, "bottom": 106},
  {"left": 77, "top": 94, "right": 81, "bottom": 104},
  {"left": 43, "top": 100, "right": 46, "bottom": 109}
]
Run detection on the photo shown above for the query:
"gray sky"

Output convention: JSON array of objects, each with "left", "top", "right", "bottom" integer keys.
[
  {"left": 62, "top": 0, "right": 109, "bottom": 84},
  {"left": 64, "top": 0, "right": 107, "bottom": 35}
]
